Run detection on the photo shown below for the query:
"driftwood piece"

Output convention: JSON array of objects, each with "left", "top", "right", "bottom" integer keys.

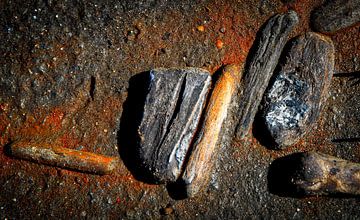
[
  {"left": 180, "top": 65, "right": 242, "bottom": 197},
  {"left": 312, "top": 0, "right": 360, "bottom": 33},
  {"left": 291, "top": 152, "right": 360, "bottom": 196},
  {"left": 260, "top": 32, "right": 335, "bottom": 148},
  {"left": 9, "top": 142, "right": 119, "bottom": 175},
  {"left": 137, "top": 68, "right": 211, "bottom": 183},
  {"left": 236, "top": 10, "right": 299, "bottom": 139}
]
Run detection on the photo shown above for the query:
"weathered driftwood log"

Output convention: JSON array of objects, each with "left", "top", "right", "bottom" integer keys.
[
  {"left": 9, "top": 142, "right": 119, "bottom": 175},
  {"left": 236, "top": 10, "right": 299, "bottom": 139},
  {"left": 312, "top": 0, "right": 360, "bottom": 34},
  {"left": 290, "top": 152, "right": 360, "bottom": 196},
  {"left": 137, "top": 68, "right": 211, "bottom": 183},
  {"left": 180, "top": 64, "right": 242, "bottom": 197},
  {"left": 260, "top": 32, "right": 335, "bottom": 149}
]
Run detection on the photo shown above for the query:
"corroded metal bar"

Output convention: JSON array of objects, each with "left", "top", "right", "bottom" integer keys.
[
  {"left": 9, "top": 143, "right": 119, "bottom": 175},
  {"left": 291, "top": 152, "right": 360, "bottom": 196},
  {"left": 137, "top": 68, "right": 211, "bottom": 183},
  {"left": 180, "top": 64, "right": 242, "bottom": 197},
  {"left": 236, "top": 10, "right": 299, "bottom": 139},
  {"left": 312, "top": 0, "right": 360, "bottom": 34},
  {"left": 260, "top": 32, "right": 335, "bottom": 149}
]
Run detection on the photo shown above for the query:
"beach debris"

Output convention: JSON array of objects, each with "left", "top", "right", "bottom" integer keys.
[
  {"left": 260, "top": 32, "right": 335, "bottom": 148},
  {"left": 236, "top": 10, "right": 299, "bottom": 138},
  {"left": 137, "top": 68, "right": 211, "bottom": 183}
]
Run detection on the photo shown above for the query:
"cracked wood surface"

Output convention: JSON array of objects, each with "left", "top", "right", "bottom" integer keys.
[
  {"left": 137, "top": 68, "right": 211, "bottom": 183},
  {"left": 236, "top": 10, "right": 299, "bottom": 139}
]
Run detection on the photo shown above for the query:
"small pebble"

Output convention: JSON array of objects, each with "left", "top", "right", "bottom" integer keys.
[
  {"left": 216, "top": 39, "right": 224, "bottom": 49},
  {"left": 197, "top": 25, "right": 205, "bottom": 32}
]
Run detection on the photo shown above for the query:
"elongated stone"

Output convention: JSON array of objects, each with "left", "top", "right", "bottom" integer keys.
[
  {"left": 312, "top": 0, "right": 360, "bottom": 33},
  {"left": 290, "top": 152, "right": 360, "bottom": 196},
  {"left": 180, "top": 65, "right": 242, "bottom": 197},
  {"left": 236, "top": 10, "right": 299, "bottom": 139},
  {"left": 260, "top": 32, "right": 335, "bottom": 148},
  {"left": 138, "top": 68, "right": 211, "bottom": 183}
]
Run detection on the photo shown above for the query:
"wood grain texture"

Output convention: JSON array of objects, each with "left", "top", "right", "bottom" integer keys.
[
  {"left": 312, "top": 0, "right": 360, "bottom": 33},
  {"left": 9, "top": 142, "right": 119, "bottom": 175},
  {"left": 236, "top": 10, "right": 299, "bottom": 139},
  {"left": 137, "top": 68, "right": 211, "bottom": 183},
  {"left": 291, "top": 152, "right": 360, "bottom": 196},
  {"left": 260, "top": 32, "right": 335, "bottom": 148},
  {"left": 180, "top": 65, "right": 242, "bottom": 197}
]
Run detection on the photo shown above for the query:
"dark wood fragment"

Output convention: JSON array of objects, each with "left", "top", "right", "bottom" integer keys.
[
  {"left": 312, "top": 0, "right": 360, "bottom": 33},
  {"left": 180, "top": 65, "right": 242, "bottom": 197},
  {"left": 291, "top": 152, "right": 360, "bottom": 196},
  {"left": 9, "top": 142, "right": 119, "bottom": 175},
  {"left": 137, "top": 68, "right": 211, "bottom": 183},
  {"left": 236, "top": 10, "right": 299, "bottom": 139},
  {"left": 260, "top": 32, "right": 335, "bottom": 148}
]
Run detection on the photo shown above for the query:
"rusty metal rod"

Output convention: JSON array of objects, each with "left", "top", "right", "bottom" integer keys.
[{"left": 9, "top": 143, "right": 119, "bottom": 175}]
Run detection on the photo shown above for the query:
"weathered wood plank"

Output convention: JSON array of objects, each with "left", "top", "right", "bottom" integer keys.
[
  {"left": 138, "top": 68, "right": 211, "bottom": 183},
  {"left": 291, "top": 152, "right": 360, "bottom": 196},
  {"left": 180, "top": 65, "right": 242, "bottom": 197},
  {"left": 260, "top": 32, "right": 335, "bottom": 148},
  {"left": 312, "top": 0, "right": 360, "bottom": 33},
  {"left": 236, "top": 10, "right": 299, "bottom": 139}
]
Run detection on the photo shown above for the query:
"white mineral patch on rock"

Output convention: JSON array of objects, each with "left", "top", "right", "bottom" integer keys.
[{"left": 265, "top": 73, "right": 309, "bottom": 130}]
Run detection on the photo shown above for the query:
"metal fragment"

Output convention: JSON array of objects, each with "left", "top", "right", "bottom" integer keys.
[
  {"left": 137, "top": 68, "right": 211, "bottom": 183},
  {"left": 312, "top": 0, "right": 360, "bottom": 33},
  {"left": 260, "top": 32, "right": 335, "bottom": 148},
  {"left": 236, "top": 10, "right": 299, "bottom": 139},
  {"left": 180, "top": 64, "right": 242, "bottom": 197}
]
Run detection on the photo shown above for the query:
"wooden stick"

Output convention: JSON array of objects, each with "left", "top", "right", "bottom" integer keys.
[
  {"left": 9, "top": 142, "right": 119, "bottom": 175},
  {"left": 291, "top": 152, "right": 360, "bottom": 196},
  {"left": 180, "top": 64, "right": 242, "bottom": 197},
  {"left": 236, "top": 10, "right": 299, "bottom": 139}
]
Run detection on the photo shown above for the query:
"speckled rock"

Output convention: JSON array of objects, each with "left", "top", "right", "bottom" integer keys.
[
  {"left": 260, "top": 32, "right": 335, "bottom": 149},
  {"left": 312, "top": 0, "right": 360, "bottom": 33},
  {"left": 137, "top": 68, "right": 211, "bottom": 183},
  {"left": 236, "top": 10, "right": 299, "bottom": 138}
]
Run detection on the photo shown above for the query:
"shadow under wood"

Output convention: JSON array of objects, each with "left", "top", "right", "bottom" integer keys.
[
  {"left": 117, "top": 71, "right": 157, "bottom": 184},
  {"left": 166, "top": 180, "right": 189, "bottom": 200},
  {"left": 252, "top": 112, "right": 277, "bottom": 150},
  {"left": 267, "top": 152, "right": 305, "bottom": 198}
]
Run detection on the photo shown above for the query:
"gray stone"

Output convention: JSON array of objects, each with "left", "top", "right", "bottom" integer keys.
[
  {"left": 312, "top": 0, "right": 360, "bottom": 33},
  {"left": 236, "top": 10, "right": 299, "bottom": 139},
  {"left": 137, "top": 68, "right": 211, "bottom": 183},
  {"left": 260, "top": 32, "right": 335, "bottom": 148}
]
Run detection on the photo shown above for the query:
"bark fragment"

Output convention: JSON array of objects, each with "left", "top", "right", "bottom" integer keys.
[
  {"left": 291, "top": 152, "right": 360, "bottom": 196},
  {"left": 137, "top": 68, "right": 211, "bottom": 183},
  {"left": 312, "top": 0, "right": 360, "bottom": 34},
  {"left": 9, "top": 142, "right": 119, "bottom": 175},
  {"left": 236, "top": 10, "right": 299, "bottom": 138},
  {"left": 260, "top": 32, "right": 335, "bottom": 148},
  {"left": 180, "top": 65, "right": 242, "bottom": 197}
]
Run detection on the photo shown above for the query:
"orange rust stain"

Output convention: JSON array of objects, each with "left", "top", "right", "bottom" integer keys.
[
  {"left": 18, "top": 107, "right": 65, "bottom": 137},
  {"left": 205, "top": 1, "right": 256, "bottom": 65},
  {"left": 60, "top": 132, "right": 80, "bottom": 149}
]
